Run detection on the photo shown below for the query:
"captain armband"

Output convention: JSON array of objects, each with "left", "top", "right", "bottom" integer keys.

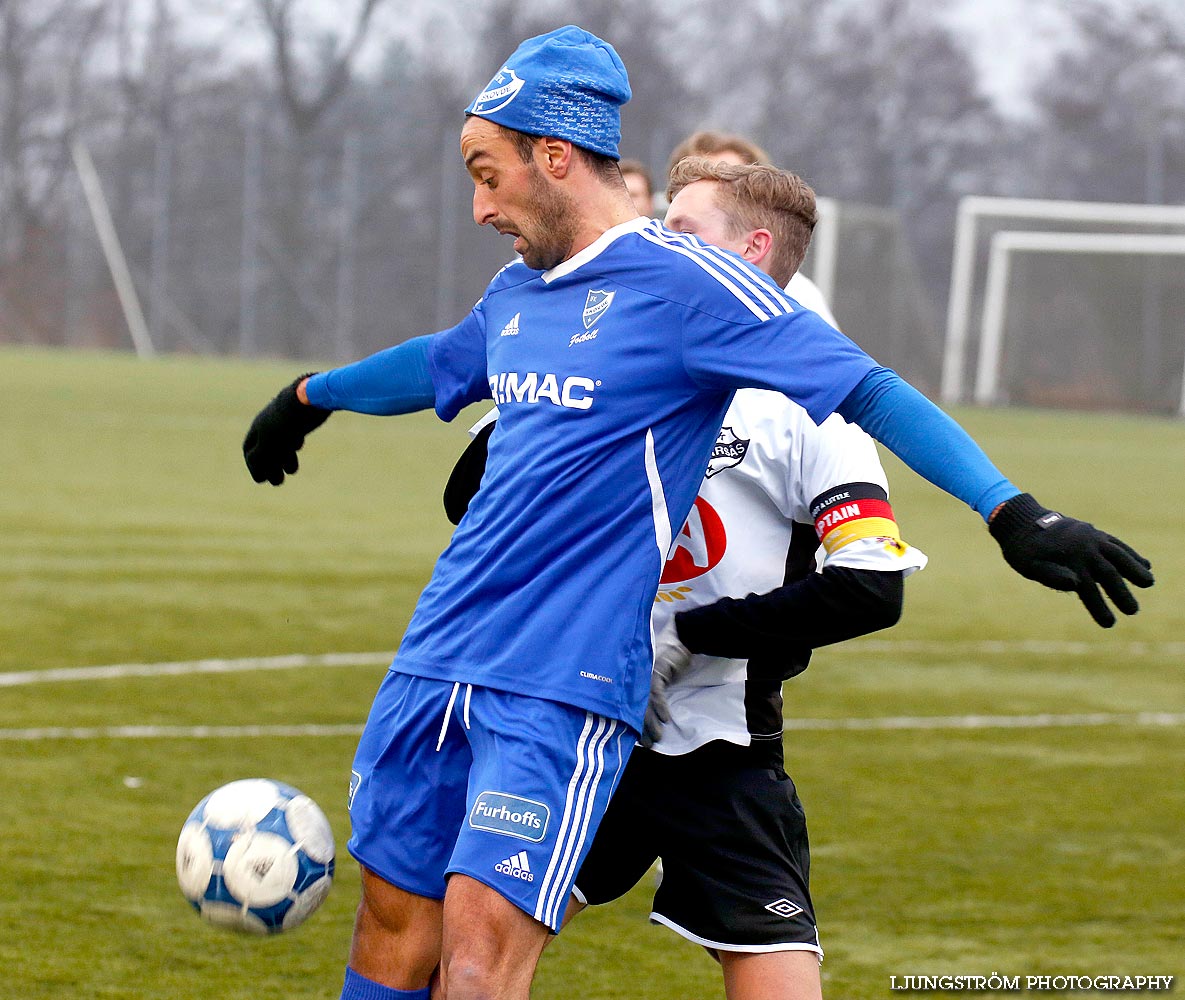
[{"left": 810, "top": 482, "right": 911, "bottom": 557}]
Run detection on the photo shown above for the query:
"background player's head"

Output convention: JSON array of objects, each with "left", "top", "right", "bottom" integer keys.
[
  {"left": 665, "top": 157, "right": 817, "bottom": 286},
  {"left": 665, "top": 130, "right": 772, "bottom": 178},
  {"left": 619, "top": 158, "right": 655, "bottom": 217},
  {"left": 461, "top": 25, "right": 634, "bottom": 269}
]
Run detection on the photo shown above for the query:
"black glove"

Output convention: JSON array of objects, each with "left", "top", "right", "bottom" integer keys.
[
  {"left": 443, "top": 421, "right": 494, "bottom": 525},
  {"left": 242, "top": 374, "right": 331, "bottom": 485},
  {"left": 989, "top": 493, "right": 1154, "bottom": 628}
]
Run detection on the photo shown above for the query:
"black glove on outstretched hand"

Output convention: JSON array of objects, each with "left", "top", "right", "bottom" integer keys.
[
  {"left": 989, "top": 493, "right": 1154, "bottom": 628},
  {"left": 242, "top": 374, "right": 331, "bottom": 486}
]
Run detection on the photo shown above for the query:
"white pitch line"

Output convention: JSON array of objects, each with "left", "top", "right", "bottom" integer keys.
[
  {"left": 0, "top": 723, "right": 365, "bottom": 742},
  {"left": 5, "top": 639, "right": 1183, "bottom": 691},
  {"left": 4, "top": 648, "right": 1184, "bottom": 742},
  {"left": 0, "top": 651, "right": 393, "bottom": 687},
  {"left": 852, "top": 639, "right": 1185, "bottom": 658},
  {"left": 783, "top": 711, "right": 1185, "bottom": 732},
  {"left": 2, "top": 714, "right": 1185, "bottom": 742}
]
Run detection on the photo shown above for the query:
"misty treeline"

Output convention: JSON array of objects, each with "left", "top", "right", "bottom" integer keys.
[{"left": 2, "top": 0, "right": 1183, "bottom": 379}]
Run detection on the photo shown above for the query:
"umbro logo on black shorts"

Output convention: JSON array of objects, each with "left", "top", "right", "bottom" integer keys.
[{"left": 764, "top": 898, "right": 804, "bottom": 920}]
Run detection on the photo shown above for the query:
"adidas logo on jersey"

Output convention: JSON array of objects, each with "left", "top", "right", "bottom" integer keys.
[
  {"left": 499, "top": 312, "right": 520, "bottom": 337},
  {"left": 495, "top": 851, "right": 534, "bottom": 882}
]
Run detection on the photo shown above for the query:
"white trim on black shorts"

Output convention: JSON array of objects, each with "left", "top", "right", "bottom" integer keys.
[{"left": 649, "top": 912, "right": 824, "bottom": 961}]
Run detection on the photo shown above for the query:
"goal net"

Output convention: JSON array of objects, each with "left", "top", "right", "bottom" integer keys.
[{"left": 941, "top": 196, "right": 1185, "bottom": 416}]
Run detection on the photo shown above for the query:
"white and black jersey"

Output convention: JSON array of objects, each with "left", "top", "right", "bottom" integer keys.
[
  {"left": 573, "top": 274, "right": 927, "bottom": 957},
  {"left": 652, "top": 382, "right": 927, "bottom": 757}
]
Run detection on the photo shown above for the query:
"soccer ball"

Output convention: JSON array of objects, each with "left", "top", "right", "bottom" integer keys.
[{"left": 176, "top": 778, "right": 335, "bottom": 935}]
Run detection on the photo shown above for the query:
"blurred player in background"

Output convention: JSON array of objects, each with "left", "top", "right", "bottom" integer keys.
[
  {"left": 619, "top": 157, "right": 656, "bottom": 216},
  {"left": 667, "top": 128, "right": 771, "bottom": 176},
  {"left": 242, "top": 25, "right": 1153, "bottom": 1000}
]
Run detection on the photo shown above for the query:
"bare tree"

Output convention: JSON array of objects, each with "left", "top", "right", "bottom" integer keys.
[
  {"left": 1030, "top": 0, "right": 1185, "bottom": 204},
  {"left": 253, "top": 0, "right": 387, "bottom": 355},
  {"left": 0, "top": 0, "right": 104, "bottom": 339}
]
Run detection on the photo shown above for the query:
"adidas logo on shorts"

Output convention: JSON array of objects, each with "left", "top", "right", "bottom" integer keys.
[{"left": 495, "top": 850, "right": 534, "bottom": 883}]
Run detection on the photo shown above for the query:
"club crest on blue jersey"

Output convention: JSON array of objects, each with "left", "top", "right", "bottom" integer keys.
[
  {"left": 582, "top": 289, "right": 616, "bottom": 329},
  {"left": 469, "top": 791, "right": 550, "bottom": 843},
  {"left": 705, "top": 426, "right": 750, "bottom": 478},
  {"left": 470, "top": 68, "right": 526, "bottom": 115}
]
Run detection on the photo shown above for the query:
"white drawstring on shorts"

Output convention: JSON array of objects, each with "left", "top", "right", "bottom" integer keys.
[{"left": 436, "top": 681, "right": 473, "bottom": 751}]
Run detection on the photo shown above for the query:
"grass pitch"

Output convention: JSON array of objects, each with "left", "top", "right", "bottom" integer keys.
[{"left": 1, "top": 346, "right": 1182, "bottom": 999}]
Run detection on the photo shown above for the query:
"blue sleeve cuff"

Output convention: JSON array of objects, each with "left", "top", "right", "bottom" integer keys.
[
  {"left": 305, "top": 335, "right": 436, "bottom": 415},
  {"left": 837, "top": 367, "right": 1019, "bottom": 521}
]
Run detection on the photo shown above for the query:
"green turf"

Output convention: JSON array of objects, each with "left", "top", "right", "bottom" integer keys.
[{"left": 1, "top": 346, "right": 1182, "bottom": 998}]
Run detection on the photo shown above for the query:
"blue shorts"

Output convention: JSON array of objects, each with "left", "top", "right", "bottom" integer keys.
[{"left": 347, "top": 671, "right": 635, "bottom": 931}]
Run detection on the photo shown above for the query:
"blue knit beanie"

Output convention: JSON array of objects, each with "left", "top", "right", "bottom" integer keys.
[{"left": 466, "top": 25, "right": 631, "bottom": 160}]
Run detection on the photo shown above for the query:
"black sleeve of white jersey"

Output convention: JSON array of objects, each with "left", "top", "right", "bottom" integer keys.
[
  {"left": 673, "top": 565, "right": 905, "bottom": 682},
  {"left": 443, "top": 421, "right": 494, "bottom": 525}
]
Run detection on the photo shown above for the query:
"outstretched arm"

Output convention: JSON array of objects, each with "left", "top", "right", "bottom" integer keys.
[
  {"left": 643, "top": 563, "right": 909, "bottom": 748},
  {"left": 242, "top": 336, "right": 436, "bottom": 486},
  {"left": 300, "top": 335, "right": 436, "bottom": 415},
  {"left": 837, "top": 367, "right": 1154, "bottom": 627},
  {"left": 675, "top": 565, "right": 903, "bottom": 667},
  {"left": 443, "top": 420, "right": 495, "bottom": 525}
]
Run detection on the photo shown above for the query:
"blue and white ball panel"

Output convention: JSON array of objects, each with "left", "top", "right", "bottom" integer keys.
[
  {"left": 176, "top": 778, "right": 335, "bottom": 935},
  {"left": 347, "top": 673, "right": 633, "bottom": 931}
]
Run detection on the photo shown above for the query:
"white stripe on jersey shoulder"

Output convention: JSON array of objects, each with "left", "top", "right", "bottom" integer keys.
[
  {"left": 635, "top": 222, "right": 794, "bottom": 321},
  {"left": 657, "top": 227, "right": 796, "bottom": 317},
  {"left": 542, "top": 216, "right": 652, "bottom": 284},
  {"left": 488, "top": 255, "right": 538, "bottom": 290}
]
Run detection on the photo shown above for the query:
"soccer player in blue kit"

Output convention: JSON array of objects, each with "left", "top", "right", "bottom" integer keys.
[
  {"left": 241, "top": 25, "right": 1154, "bottom": 1000},
  {"left": 445, "top": 155, "right": 928, "bottom": 1000}
]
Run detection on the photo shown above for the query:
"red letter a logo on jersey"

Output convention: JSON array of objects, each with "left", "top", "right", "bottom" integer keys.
[{"left": 661, "top": 496, "right": 727, "bottom": 584}]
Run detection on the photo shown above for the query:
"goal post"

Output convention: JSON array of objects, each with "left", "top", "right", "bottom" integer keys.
[
  {"left": 941, "top": 195, "right": 1185, "bottom": 406},
  {"left": 70, "top": 140, "right": 156, "bottom": 359},
  {"left": 974, "top": 230, "right": 1185, "bottom": 416}
]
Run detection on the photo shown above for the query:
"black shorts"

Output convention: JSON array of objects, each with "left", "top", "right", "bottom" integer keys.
[{"left": 574, "top": 740, "right": 820, "bottom": 955}]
